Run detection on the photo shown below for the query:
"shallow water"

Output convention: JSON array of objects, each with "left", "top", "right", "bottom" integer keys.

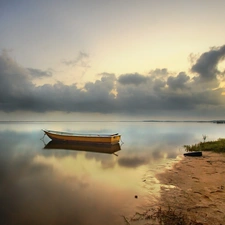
[{"left": 0, "top": 121, "right": 223, "bottom": 225}]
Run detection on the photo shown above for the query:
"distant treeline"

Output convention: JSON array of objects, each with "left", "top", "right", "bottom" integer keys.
[{"left": 143, "top": 120, "right": 225, "bottom": 124}]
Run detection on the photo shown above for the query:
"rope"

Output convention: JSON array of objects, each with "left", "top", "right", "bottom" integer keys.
[
  {"left": 120, "top": 138, "right": 124, "bottom": 145},
  {"left": 40, "top": 133, "right": 46, "bottom": 141}
]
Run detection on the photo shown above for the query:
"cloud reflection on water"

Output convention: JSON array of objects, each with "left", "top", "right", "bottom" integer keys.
[
  {"left": 0, "top": 122, "right": 223, "bottom": 225},
  {"left": 0, "top": 129, "right": 147, "bottom": 225},
  {"left": 118, "top": 155, "right": 149, "bottom": 168}
]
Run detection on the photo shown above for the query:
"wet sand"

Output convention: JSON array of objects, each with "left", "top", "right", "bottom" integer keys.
[
  {"left": 127, "top": 151, "right": 225, "bottom": 225},
  {"left": 155, "top": 151, "right": 225, "bottom": 224}
]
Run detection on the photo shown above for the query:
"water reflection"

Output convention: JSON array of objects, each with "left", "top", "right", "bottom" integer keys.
[
  {"left": 0, "top": 128, "right": 141, "bottom": 225},
  {"left": 0, "top": 122, "right": 224, "bottom": 225},
  {"left": 44, "top": 140, "right": 121, "bottom": 155}
]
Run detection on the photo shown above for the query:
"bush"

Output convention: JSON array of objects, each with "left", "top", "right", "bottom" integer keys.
[{"left": 184, "top": 138, "right": 225, "bottom": 153}]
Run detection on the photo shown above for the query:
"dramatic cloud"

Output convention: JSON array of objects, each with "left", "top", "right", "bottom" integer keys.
[
  {"left": 191, "top": 45, "right": 225, "bottom": 81},
  {"left": 0, "top": 45, "right": 225, "bottom": 118},
  {"left": 118, "top": 73, "right": 149, "bottom": 85},
  {"left": 167, "top": 72, "right": 190, "bottom": 90}
]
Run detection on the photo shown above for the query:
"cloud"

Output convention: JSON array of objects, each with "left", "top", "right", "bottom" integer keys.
[
  {"left": 62, "top": 51, "right": 90, "bottom": 68},
  {"left": 0, "top": 53, "right": 116, "bottom": 113},
  {"left": 0, "top": 51, "right": 34, "bottom": 111},
  {"left": 191, "top": 45, "right": 225, "bottom": 81},
  {"left": 62, "top": 51, "right": 91, "bottom": 77},
  {"left": 167, "top": 72, "right": 190, "bottom": 90},
  {"left": 0, "top": 45, "right": 225, "bottom": 118},
  {"left": 118, "top": 73, "right": 149, "bottom": 85},
  {"left": 27, "top": 68, "right": 52, "bottom": 78},
  {"left": 149, "top": 68, "right": 169, "bottom": 79}
]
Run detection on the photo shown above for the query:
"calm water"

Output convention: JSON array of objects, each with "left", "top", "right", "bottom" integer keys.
[{"left": 0, "top": 121, "right": 224, "bottom": 225}]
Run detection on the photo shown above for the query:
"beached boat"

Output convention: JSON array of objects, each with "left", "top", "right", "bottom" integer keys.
[
  {"left": 42, "top": 129, "right": 121, "bottom": 145},
  {"left": 184, "top": 151, "right": 202, "bottom": 157},
  {"left": 44, "top": 140, "right": 121, "bottom": 154}
]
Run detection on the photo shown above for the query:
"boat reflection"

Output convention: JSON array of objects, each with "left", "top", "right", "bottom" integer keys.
[{"left": 44, "top": 140, "right": 121, "bottom": 155}]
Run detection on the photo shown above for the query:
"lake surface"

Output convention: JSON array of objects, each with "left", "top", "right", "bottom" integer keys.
[{"left": 0, "top": 121, "right": 224, "bottom": 225}]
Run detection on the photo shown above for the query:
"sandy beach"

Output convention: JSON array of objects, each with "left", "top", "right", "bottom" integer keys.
[
  {"left": 156, "top": 151, "right": 225, "bottom": 224},
  {"left": 129, "top": 151, "right": 225, "bottom": 225}
]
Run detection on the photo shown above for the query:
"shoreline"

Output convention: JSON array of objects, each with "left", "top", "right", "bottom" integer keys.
[
  {"left": 156, "top": 151, "right": 225, "bottom": 224},
  {"left": 129, "top": 151, "right": 225, "bottom": 224}
]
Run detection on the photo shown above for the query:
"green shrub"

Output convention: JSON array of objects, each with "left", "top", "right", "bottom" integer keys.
[{"left": 184, "top": 138, "right": 225, "bottom": 153}]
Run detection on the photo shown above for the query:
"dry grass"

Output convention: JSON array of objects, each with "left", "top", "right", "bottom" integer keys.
[{"left": 123, "top": 207, "right": 203, "bottom": 225}]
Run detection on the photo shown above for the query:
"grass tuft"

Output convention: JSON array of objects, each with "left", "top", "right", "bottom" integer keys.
[
  {"left": 184, "top": 138, "right": 225, "bottom": 153},
  {"left": 125, "top": 207, "right": 202, "bottom": 225}
]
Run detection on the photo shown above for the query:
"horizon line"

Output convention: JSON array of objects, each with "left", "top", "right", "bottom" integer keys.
[{"left": 0, "top": 120, "right": 224, "bottom": 123}]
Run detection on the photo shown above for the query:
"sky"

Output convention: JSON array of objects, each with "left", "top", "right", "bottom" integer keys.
[{"left": 0, "top": 0, "right": 225, "bottom": 121}]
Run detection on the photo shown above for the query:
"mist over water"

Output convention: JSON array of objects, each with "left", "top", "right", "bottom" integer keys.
[{"left": 0, "top": 121, "right": 223, "bottom": 225}]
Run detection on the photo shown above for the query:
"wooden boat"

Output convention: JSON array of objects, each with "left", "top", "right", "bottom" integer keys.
[
  {"left": 44, "top": 140, "right": 121, "bottom": 154},
  {"left": 184, "top": 151, "right": 202, "bottom": 157},
  {"left": 42, "top": 129, "right": 121, "bottom": 145}
]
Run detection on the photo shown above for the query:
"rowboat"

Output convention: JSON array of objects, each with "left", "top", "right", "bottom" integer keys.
[
  {"left": 184, "top": 151, "right": 202, "bottom": 157},
  {"left": 44, "top": 140, "right": 121, "bottom": 154},
  {"left": 42, "top": 129, "right": 121, "bottom": 145}
]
